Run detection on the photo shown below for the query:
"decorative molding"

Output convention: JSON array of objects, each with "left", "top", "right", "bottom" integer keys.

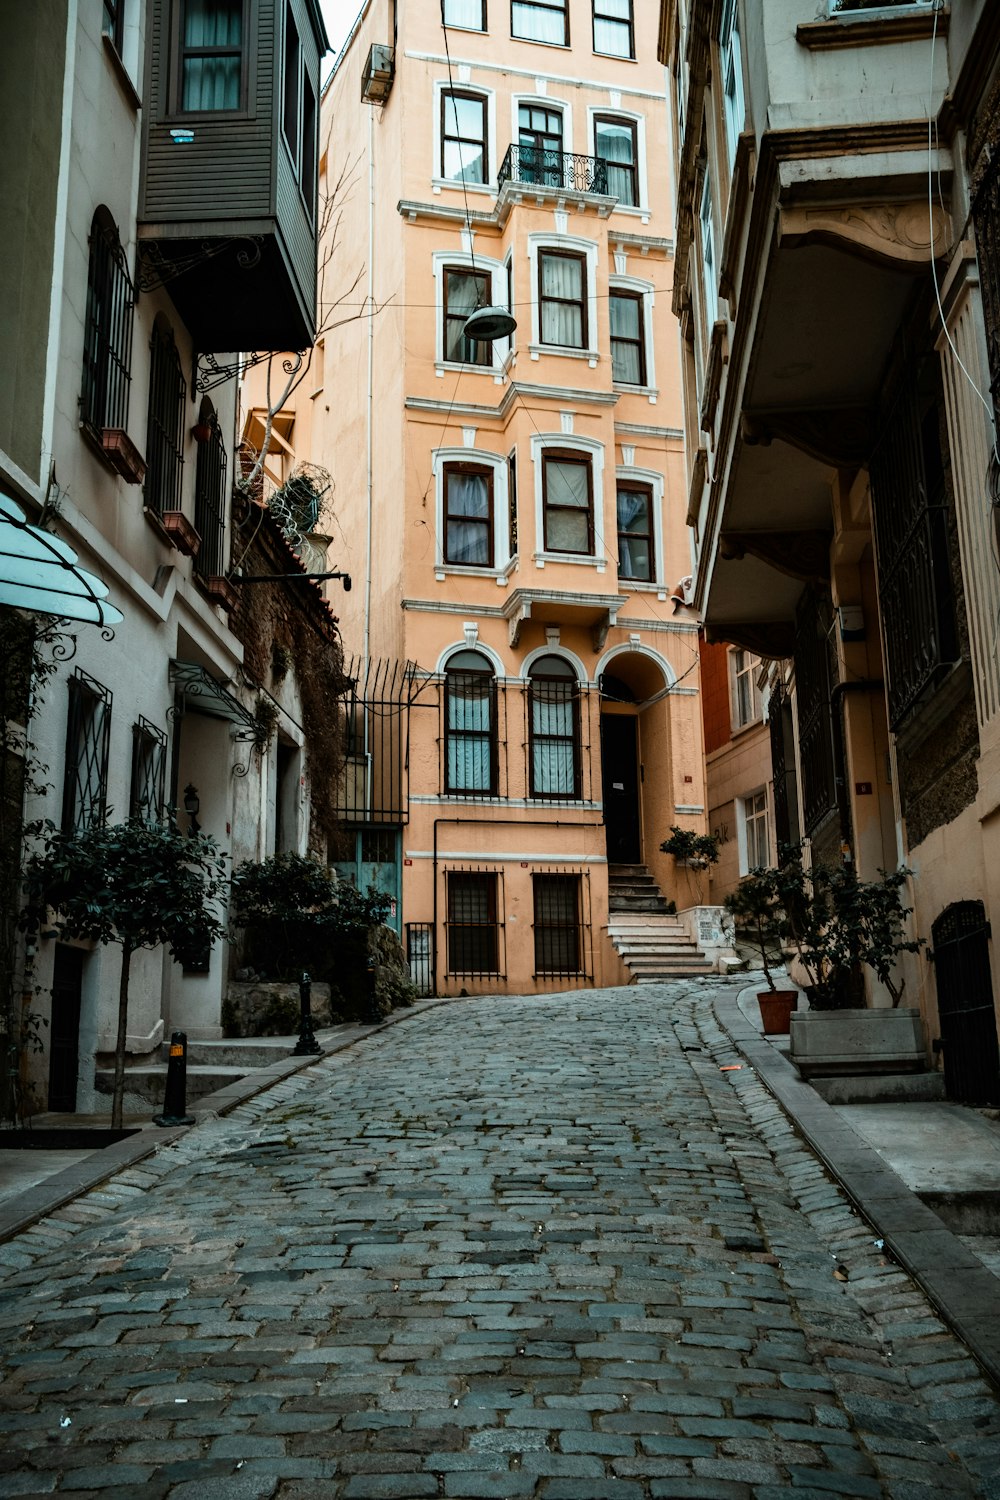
[
  {"left": 614, "top": 421, "right": 684, "bottom": 438},
  {"left": 402, "top": 48, "right": 669, "bottom": 102},
  {"left": 503, "top": 587, "right": 625, "bottom": 649},
  {"left": 405, "top": 382, "right": 619, "bottom": 421},
  {"left": 740, "top": 406, "right": 875, "bottom": 466},
  {"left": 686, "top": 446, "right": 708, "bottom": 527},
  {"left": 610, "top": 231, "right": 674, "bottom": 257},
  {"left": 719, "top": 530, "right": 832, "bottom": 583},
  {"left": 402, "top": 599, "right": 506, "bottom": 617},
  {"left": 778, "top": 200, "right": 952, "bottom": 269}
]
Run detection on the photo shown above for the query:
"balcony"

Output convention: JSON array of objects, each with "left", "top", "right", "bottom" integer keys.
[{"left": 496, "top": 146, "right": 617, "bottom": 222}]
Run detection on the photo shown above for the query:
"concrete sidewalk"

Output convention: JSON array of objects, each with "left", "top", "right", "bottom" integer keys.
[{"left": 716, "top": 982, "right": 1000, "bottom": 1387}]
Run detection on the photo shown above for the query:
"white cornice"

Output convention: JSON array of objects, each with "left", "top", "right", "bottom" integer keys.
[
  {"left": 614, "top": 421, "right": 684, "bottom": 439},
  {"left": 403, "top": 49, "right": 668, "bottom": 103},
  {"left": 405, "top": 382, "right": 620, "bottom": 420}
]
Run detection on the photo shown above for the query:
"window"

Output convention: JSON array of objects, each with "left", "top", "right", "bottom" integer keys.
[
  {"left": 447, "top": 872, "right": 501, "bottom": 975},
  {"left": 617, "top": 482, "right": 653, "bottom": 582},
  {"left": 81, "top": 210, "right": 134, "bottom": 437},
  {"left": 443, "top": 268, "right": 492, "bottom": 366},
  {"left": 528, "top": 655, "right": 580, "bottom": 798},
  {"left": 193, "top": 402, "right": 227, "bottom": 577},
  {"left": 508, "top": 448, "right": 518, "bottom": 556},
  {"left": 511, "top": 0, "right": 568, "bottom": 45},
  {"left": 444, "top": 0, "right": 486, "bottom": 28},
  {"left": 720, "top": 0, "right": 745, "bottom": 173},
  {"left": 533, "top": 874, "right": 582, "bottom": 973},
  {"left": 518, "top": 102, "right": 563, "bottom": 186},
  {"left": 179, "top": 0, "right": 245, "bottom": 112},
  {"left": 282, "top": 8, "right": 300, "bottom": 159},
  {"left": 130, "top": 718, "right": 167, "bottom": 824},
  {"left": 441, "top": 91, "right": 488, "bottom": 184},
  {"left": 542, "top": 453, "right": 593, "bottom": 554},
  {"left": 593, "top": 0, "right": 633, "bottom": 58},
  {"left": 700, "top": 171, "right": 716, "bottom": 310},
  {"left": 730, "top": 649, "right": 762, "bottom": 728},
  {"left": 282, "top": 3, "right": 316, "bottom": 215},
  {"left": 595, "top": 116, "right": 638, "bottom": 206},
  {"left": 443, "top": 464, "right": 494, "bottom": 566},
  {"left": 62, "top": 671, "right": 112, "bottom": 834},
  {"left": 609, "top": 290, "right": 646, "bottom": 384},
  {"left": 539, "top": 249, "right": 587, "bottom": 348},
  {"left": 445, "top": 651, "right": 497, "bottom": 794},
  {"left": 742, "top": 788, "right": 769, "bottom": 873},
  {"left": 103, "top": 0, "right": 124, "bottom": 50},
  {"left": 145, "top": 319, "right": 186, "bottom": 517}
]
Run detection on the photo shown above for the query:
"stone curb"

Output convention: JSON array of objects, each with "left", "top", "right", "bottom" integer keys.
[
  {"left": 714, "top": 987, "right": 1000, "bottom": 1388},
  {"left": 0, "top": 996, "right": 456, "bottom": 1247}
]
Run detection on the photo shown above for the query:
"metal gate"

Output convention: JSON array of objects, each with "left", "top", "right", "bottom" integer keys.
[{"left": 931, "top": 901, "right": 1000, "bottom": 1105}]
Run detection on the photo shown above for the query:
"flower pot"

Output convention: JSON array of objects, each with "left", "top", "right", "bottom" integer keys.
[{"left": 758, "top": 989, "right": 797, "bottom": 1035}]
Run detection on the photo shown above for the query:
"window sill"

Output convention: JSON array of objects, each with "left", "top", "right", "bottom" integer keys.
[
  {"left": 593, "top": 49, "right": 637, "bottom": 63},
  {"left": 609, "top": 203, "right": 651, "bottom": 223},
  {"left": 730, "top": 716, "right": 764, "bottom": 739},
  {"left": 434, "top": 563, "right": 511, "bottom": 583},
  {"left": 796, "top": 5, "right": 945, "bottom": 48},
  {"left": 529, "top": 343, "right": 599, "bottom": 367},
  {"left": 613, "top": 382, "right": 658, "bottom": 402},
  {"left": 102, "top": 33, "right": 142, "bottom": 111},
  {"left": 435, "top": 360, "right": 501, "bottom": 378},
  {"left": 533, "top": 551, "right": 606, "bottom": 573},
  {"left": 621, "top": 580, "right": 668, "bottom": 599},
  {"left": 432, "top": 177, "right": 496, "bottom": 196},
  {"left": 510, "top": 34, "right": 571, "bottom": 50}
]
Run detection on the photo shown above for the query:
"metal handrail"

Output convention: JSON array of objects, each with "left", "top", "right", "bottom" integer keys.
[{"left": 498, "top": 144, "right": 610, "bottom": 196}]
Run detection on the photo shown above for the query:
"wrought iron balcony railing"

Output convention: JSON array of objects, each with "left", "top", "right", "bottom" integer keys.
[{"left": 498, "top": 144, "right": 609, "bottom": 197}]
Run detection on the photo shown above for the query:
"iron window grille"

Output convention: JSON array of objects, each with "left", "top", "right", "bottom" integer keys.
[
  {"left": 768, "top": 679, "right": 800, "bottom": 852},
  {"left": 793, "top": 587, "right": 846, "bottom": 841},
  {"left": 610, "top": 290, "right": 646, "bottom": 385},
  {"left": 532, "top": 870, "right": 590, "bottom": 977},
  {"left": 441, "top": 90, "right": 488, "bottom": 184},
  {"left": 62, "top": 669, "right": 112, "bottom": 833},
  {"left": 102, "top": 0, "right": 124, "bottom": 51},
  {"left": 444, "top": 0, "right": 487, "bottom": 29},
  {"left": 592, "top": 0, "right": 633, "bottom": 58},
  {"left": 869, "top": 362, "right": 959, "bottom": 729},
  {"left": 193, "top": 408, "right": 228, "bottom": 578},
  {"left": 446, "top": 869, "right": 505, "bottom": 977},
  {"left": 511, "top": 0, "right": 568, "bottom": 46},
  {"left": 518, "top": 102, "right": 564, "bottom": 187},
  {"left": 144, "top": 320, "right": 186, "bottom": 518},
  {"left": 444, "top": 462, "right": 494, "bottom": 566},
  {"left": 406, "top": 921, "right": 436, "bottom": 996},
  {"left": 444, "top": 653, "right": 499, "bottom": 795},
  {"left": 542, "top": 452, "right": 594, "bottom": 554},
  {"left": 178, "top": 0, "right": 247, "bottom": 113},
  {"left": 616, "top": 482, "right": 653, "bottom": 581},
  {"left": 498, "top": 144, "right": 608, "bottom": 196},
  {"left": 527, "top": 656, "right": 583, "bottom": 800},
  {"left": 443, "top": 269, "right": 493, "bottom": 366},
  {"left": 81, "top": 212, "right": 134, "bottom": 438},
  {"left": 334, "top": 656, "right": 419, "bottom": 826},
  {"left": 538, "top": 249, "right": 588, "bottom": 349},
  {"left": 594, "top": 116, "right": 638, "bottom": 206},
  {"left": 130, "top": 717, "right": 167, "bottom": 824},
  {"left": 972, "top": 146, "right": 1000, "bottom": 437}
]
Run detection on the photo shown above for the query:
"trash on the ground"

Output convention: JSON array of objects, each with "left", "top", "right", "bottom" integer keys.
[
  {"left": 59, "top": 1416, "right": 71, "bottom": 1428},
  {"left": 833, "top": 1264, "right": 849, "bottom": 1281},
  {"left": 174, "top": 1397, "right": 188, "bottom": 1403},
  {"left": 874, "top": 1238, "right": 885, "bottom": 1250},
  {"left": 235, "top": 1461, "right": 244, "bottom": 1469},
  {"left": 719, "top": 1064, "right": 743, "bottom": 1072}
]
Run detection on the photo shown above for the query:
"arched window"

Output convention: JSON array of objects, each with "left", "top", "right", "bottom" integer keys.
[
  {"left": 145, "top": 317, "right": 186, "bottom": 517},
  {"left": 82, "top": 208, "right": 134, "bottom": 437},
  {"left": 528, "top": 654, "right": 580, "bottom": 798},
  {"left": 445, "top": 650, "right": 497, "bottom": 794}
]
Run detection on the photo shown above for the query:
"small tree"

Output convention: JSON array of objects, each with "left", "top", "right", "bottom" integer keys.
[
  {"left": 723, "top": 866, "right": 785, "bottom": 991},
  {"left": 660, "top": 825, "right": 721, "bottom": 904},
  {"left": 21, "top": 819, "right": 229, "bottom": 1128}
]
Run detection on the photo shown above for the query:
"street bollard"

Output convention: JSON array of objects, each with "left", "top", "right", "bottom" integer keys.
[
  {"left": 293, "top": 971, "right": 322, "bottom": 1056},
  {"left": 153, "top": 1031, "right": 195, "bottom": 1127}
]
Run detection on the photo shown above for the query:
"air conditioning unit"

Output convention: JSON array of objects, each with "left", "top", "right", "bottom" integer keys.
[{"left": 362, "top": 43, "right": 395, "bottom": 104}]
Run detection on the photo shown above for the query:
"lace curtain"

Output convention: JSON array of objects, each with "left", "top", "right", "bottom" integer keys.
[
  {"left": 544, "top": 460, "right": 590, "bottom": 552},
  {"left": 446, "top": 671, "right": 494, "bottom": 791},
  {"left": 512, "top": 0, "right": 567, "bottom": 45},
  {"left": 444, "top": 0, "right": 483, "bottom": 29},
  {"left": 445, "top": 470, "right": 491, "bottom": 564},
  {"left": 531, "top": 680, "right": 577, "bottom": 795},
  {"left": 596, "top": 121, "right": 635, "bottom": 204},
  {"left": 540, "top": 256, "right": 584, "bottom": 346},
  {"left": 610, "top": 295, "right": 642, "bottom": 383},
  {"left": 617, "top": 487, "right": 651, "bottom": 580}
]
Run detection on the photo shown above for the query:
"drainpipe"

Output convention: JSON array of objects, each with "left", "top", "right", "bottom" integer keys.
[
  {"left": 364, "top": 104, "right": 376, "bottom": 812},
  {"left": 431, "top": 815, "right": 597, "bottom": 997}
]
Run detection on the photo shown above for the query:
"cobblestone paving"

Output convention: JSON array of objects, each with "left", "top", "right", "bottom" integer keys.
[{"left": 1, "top": 980, "right": 999, "bottom": 1499}]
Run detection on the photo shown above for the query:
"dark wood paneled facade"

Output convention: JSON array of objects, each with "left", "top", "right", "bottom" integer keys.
[{"left": 138, "top": 0, "right": 327, "bottom": 351}]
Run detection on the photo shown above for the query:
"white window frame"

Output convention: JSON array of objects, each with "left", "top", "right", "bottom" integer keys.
[
  {"left": 432, "top": 447, "right": 510, "bottom": 578},
  {"left": 592, "top": 0, "right": 634, "bottom": 59},
  {"left": 588, "top": 107, "right": 649, "bottom": 216},
  {"left": 699, "top": 168, "right": 717, "bottom": 314},
  {"left": 614, "top": 464, "right": 663, "bottom": 587},
  {"left": 511, "top": 92, "right": 573, "bottom": 182},
  {"left": 433, "top": 251, "right": 509, "bottom": 373},
  {"left": 737, "top": 786, "right": 770, "bottom": 876},
  {"left": 529, "top": 431, "right": 606, "bottom": 571},
  {"left": 608, "top": 274, "right": 656, "bottom": 394},
  {"left": 729, "top": 647, "right": 762, "bottom": 731},
  {"left": 511, "top": 0, "right": 569, "bottom": 47},
  {"left": 527, "top": 233, "right": 600, "bottom": 363},
  {"left": 720, "top": 0, "right": 745, "bottom": 175},
  {"left": 443, "top": 0, "right": 487, "bottom": 33},
  {"left": 432, "top": 81, "right": 497, "bottom": 195}
]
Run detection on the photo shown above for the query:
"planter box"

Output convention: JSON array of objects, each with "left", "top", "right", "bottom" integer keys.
[
  {"left": 158, "top": 509, "right": 201, "bottom": 557},
  {"left": 100, "top": 426, "right": 145, "bottom": 483},
  {"left": 197, "top": 574, "right": 241, "bottom": 613},
  {"left": 790, "top": 1006, "right": 926, "bottom": 1078}
]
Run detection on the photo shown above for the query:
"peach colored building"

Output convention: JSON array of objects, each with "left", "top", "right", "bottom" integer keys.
[{"left": 256, "top": 0, "right": 713, "bottom": 994}]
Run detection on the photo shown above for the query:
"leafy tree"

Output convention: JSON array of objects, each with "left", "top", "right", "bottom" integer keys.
[
  {"left": 20, "top": 819, "right": 228, "bottom": 1128},
  {"left": 723, "top": 865, "right": 784, "bottom": 991}
]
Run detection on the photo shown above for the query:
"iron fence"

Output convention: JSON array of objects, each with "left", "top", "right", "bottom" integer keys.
[
  {"left": 498, "top": 144, "right": 609, "bottom": 196},
  {"left": 335, "top": 656, "right": 421, "bottom": 825}
]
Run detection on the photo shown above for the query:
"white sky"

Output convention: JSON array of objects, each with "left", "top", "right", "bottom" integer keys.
[{"left": 319, "top": 0, "right": 365, "bottom": 62}]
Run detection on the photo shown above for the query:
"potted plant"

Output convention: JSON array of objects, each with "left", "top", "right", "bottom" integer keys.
[
  {"left": 660, "top": 824, "right": 721, "bottom": 905},
  {"left": 723, "top": 865, "right": 799, "bottom": 1034}
]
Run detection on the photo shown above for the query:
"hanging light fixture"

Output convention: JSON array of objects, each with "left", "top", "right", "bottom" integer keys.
[{"left": 462, "top": 301, "right": 517, "bottom": 342}]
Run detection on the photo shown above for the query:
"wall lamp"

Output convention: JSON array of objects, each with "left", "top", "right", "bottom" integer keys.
[{"left": 232, "top": 569, "right": 352, "bottom": 591}]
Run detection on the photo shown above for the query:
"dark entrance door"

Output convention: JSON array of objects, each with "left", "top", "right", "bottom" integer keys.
[
  {"left": 601, "top": 715, "right": 641, "bottom": 864},
  {"left": 48, "top": 945, "right": 84, "bottom": 1113},
  {"left": 931, "top": 901, "right": 1000, "bottom": 1105}
]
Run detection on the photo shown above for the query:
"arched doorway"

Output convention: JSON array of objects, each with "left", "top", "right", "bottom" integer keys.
[{"left": 598, "top": 650, "right": 671, "bottom": 864}]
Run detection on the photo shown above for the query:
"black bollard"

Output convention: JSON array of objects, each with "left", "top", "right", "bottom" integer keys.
[
  {"left": 153, "top": 1031, "right": 195, "bottom": 1127},
  {"left": 293, "top": 971, "right": 322, "bottom": 1056}
]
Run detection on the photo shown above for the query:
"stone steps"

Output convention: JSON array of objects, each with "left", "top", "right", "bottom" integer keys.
[
  {"left": 606, "top": 863, "right": 711, "bottom": 979},
  {"left": 94, "top": 1065, "right": 250, "bottom": 1107}
]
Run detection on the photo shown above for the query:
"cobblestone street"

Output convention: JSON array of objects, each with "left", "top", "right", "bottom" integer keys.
[{"left": 1, "top": 981, "right": 999, "bottom": 1499}]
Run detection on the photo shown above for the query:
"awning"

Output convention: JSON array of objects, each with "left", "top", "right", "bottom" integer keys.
[
  {"left": 169, "top": 660, "right": 256, "bottom": 735},
  {"left": 0, "top": 492, "right": 123, "bottom": 627}
]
